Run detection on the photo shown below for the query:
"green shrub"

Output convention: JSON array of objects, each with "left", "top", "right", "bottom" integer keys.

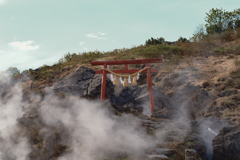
[
  {"left": 170, "top": 54, "right": 181, "bottom": 64},
  {"left": 214, "top": 47, "right": 225, "bottom": 55}
]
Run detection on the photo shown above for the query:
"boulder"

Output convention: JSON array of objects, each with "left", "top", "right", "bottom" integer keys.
[
  {"left": 212, "top": 124, "right": 240, "bottom": 160},
  {"left": 218, "top": 89, "right": 237, "bottom": 97},
  {"left": 53, "top": 66, "right": 114, "bottom": 99},
  {"left": 155, "top": 77, "right": 162, "bottom": 82}
]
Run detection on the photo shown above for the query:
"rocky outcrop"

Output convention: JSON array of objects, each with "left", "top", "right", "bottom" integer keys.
[
  {"left": 212, "top": 124, "right": 240, "bottom": 160},
  {"left": 190, "top": 117, "right": 231, "bottom": 160},
  {"left": 218, "top": 89, "right": 237, "bottom": 97},
  {"left": 53, "top": 66, "right": 114, "bottom": 99},
  {"left": 111, "top": 85, "right": 172, "bottom": 109},
  {"left": 111, "top": 84, "right": 173, "bottom": 117}
]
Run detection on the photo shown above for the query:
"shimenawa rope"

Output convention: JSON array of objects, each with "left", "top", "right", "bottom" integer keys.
[{"left": 102, "top": 67, "right": 150, "bottom": 86}]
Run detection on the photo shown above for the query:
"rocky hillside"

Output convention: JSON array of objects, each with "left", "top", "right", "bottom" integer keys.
[{"left": 0, "top": 54, "right": 240, "bottom": 160}]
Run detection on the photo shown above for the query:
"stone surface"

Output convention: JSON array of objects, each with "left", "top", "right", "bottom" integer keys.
[
  {"left": 185, "top": 149, "right": 200, "bottom": 160},
  {"left": 155, "top": 77, "right": 162, "bottom": 82},
  {"left": 212, "top": 124, "right": 240, "bottom": 160},
  {"left": 218, "top": 89, "right": 237, "bottom": 97},
  {"left": 53, "top": 66, "right": 114, "bottom": 99},
  {"left": 110, "top": 84, "right": 173, "bottom": 116}
]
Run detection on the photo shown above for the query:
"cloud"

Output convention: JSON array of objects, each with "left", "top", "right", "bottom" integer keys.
[
  {"left": 84, "top": 47, "right": 88, "bottom": 50},
  {"left": 8, "top": 41, "right": 40, "bottom": 51},
  {"left": 85, "top": 34, "right": 98, "bottom": 39},
  {"left": 98, "top": 32, "right": 106, "bottom": 36},
  {"left": 79, "top": 42, "right": 85, "bottom": 46},
  {"left": 85, "top": 32, "right": 107, "bottom": 40}
]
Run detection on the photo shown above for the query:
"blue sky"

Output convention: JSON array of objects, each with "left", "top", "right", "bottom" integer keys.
[{"left": 0, "top": 0, "right": 240, "bottom": 71}]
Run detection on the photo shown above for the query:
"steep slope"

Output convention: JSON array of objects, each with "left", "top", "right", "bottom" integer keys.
[{"left": 1, "top": 54, "right": 240, "bottom": 160}]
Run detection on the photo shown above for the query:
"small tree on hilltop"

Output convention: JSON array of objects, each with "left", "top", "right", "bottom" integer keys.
[
  {"left": 145, "top": 37, "right": 165, "bottom": 46},
  {"left": 190, "top": 24, "right": 207, "bottom": 42},
  {"left": 5, "top": 67, "right": 20, "bottom": 78},
  {"left": 205, "top": 8, "right": 240, "bottom": 34}
]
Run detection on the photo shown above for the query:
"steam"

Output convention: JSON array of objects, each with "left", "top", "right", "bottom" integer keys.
[
  {"left": 40, "top": 91, "right": 154, "bottom": 160},
  {"left": 0, "top": 75, "right": 30, "bottom": 160},
  {"left": 197, "top": 117, "right": 230, "bottom": 159},
  {"left": 208, "top": 128, "right": 218, "bottom": 136},
  {"left": 0, "top": 76, "right": 156, "bottom": 160}
]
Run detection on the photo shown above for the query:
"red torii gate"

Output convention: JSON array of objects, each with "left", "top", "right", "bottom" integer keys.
[{"left": 91, "top": 58, "right": 162, "bottom": 114}]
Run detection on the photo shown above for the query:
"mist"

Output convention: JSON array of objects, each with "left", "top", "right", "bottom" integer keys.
[{"left": 0, "top": 77, "right": 156, "bottom": 160}]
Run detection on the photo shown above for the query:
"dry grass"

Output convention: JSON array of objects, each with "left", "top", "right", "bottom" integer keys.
[{"left": 222, "top": 106, "right": 240, "bottom": 117}]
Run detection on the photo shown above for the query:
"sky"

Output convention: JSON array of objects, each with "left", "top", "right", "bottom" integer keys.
[{"left": 0, "top": 0, "right": 240, "bottom": 72}]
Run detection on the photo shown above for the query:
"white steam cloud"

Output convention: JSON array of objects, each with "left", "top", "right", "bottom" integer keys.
[
  {"left": 0, "top": 75, "right": 30, "bottom": 160},
  {"left": 40, "top": 92, "right": 154, "bottom": 160},
  {"left": 0, "top": 77, "right": 156, "bottom": 160}
]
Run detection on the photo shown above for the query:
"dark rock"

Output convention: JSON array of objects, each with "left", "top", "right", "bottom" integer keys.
[
  {"left": 212, "top": 125, "right": 240, "bottom": 160},
  {"left": 111, "top": 84, "right": 173, "bottom": 116},
  {"left": 155, "top": 77, "right": 162, "bottom": 82},
  {"left": 218, "top": 89, "right": 237, "bottom": 97},
  {"left": 151, "top": 107, "right": 173, "bottom": 119},
  {"left": 169, "top": 73, "right": 180, "bottom": 80},
  {"left": 111, "top": 85, "right": 141, "bottom": 107},
  {"left": 185, "top": 149, "right": 199, "bottom": 160},
  {"left": 190, "top": 73, "right": 198, "bottom": 77},
  {"left": 176, "top": 75, "right": 188, "bottom": 86},
  {"left": 137, "top": 73, "right": 147, "bottom": 85},
  {"left": 162, "top": 77, "right": 169, "bottom": 82},
  {"left": 180, "top": 82, "right": 200, "bottom": 95},
  {"left": 234, "top": 84, "right": 240, "bottom": 89},
  {"left": 215, "top": 83, "right": 221, "bottom": 87},
  {"left": 217, "top": 77, "right": 226, "bottom": 82},
  {"left": 136, "top": 64, "right": 157, "bottom": 85},
  {"left": 53, "top": 66, "right": 114, "bottom": 99},
  {"left": 111, "top": 104, "right": 143, "bottom": 115},
  {"left": 202, "top": 81, "right": 210, "bottom": 88},
  {"left": 166, "top": 92, "right": 175, "bottom": 98},
  {"left": 137, "top": 73, "right": 157, "bottom": 85},
  {"left": 191, "top": 67, "right": 198, "bottom": 71},
  {"left": 170, "top": 82, "right": 201, "bottom": 105},
  {"left": 184, "top": 89, "right": 216, "bottom": 120}
]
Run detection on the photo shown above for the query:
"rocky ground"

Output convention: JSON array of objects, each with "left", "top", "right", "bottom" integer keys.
[{"left": 0, "top": 55, "right": 240, "bottom": 160}]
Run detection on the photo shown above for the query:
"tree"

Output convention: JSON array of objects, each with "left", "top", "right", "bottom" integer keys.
[
  {"left": 145, "top": 37, "right": 165, "bottom": 46},
  {"left": 177, "top": 36, "right": 189, "bottom": 42},
  {"left": 190, "top": 24, "right": 207, "bottom": 42},
  {"left": 205, "top": 8, "right": 225, "bottom": 34},
  {"left": 205, "top": 8, "right": 240, "bottom": 34},
  {"left": 5, "top": 67, "right": 20, "bottom": 78}
]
